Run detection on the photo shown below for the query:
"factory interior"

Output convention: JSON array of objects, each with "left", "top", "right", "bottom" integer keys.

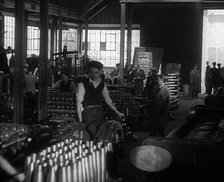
[{"left": 0, "top": 0, "right": 224, "bottom": 182}]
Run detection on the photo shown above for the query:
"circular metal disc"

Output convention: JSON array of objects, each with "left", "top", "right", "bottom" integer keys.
[{"left": 130, "top": 145, "right": 172, "bottom": 172}]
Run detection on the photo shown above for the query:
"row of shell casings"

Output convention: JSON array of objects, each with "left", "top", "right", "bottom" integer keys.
[
  {"left": 25, "top": 139, "right": 113, "bottom": 182},
  {"left": 47, "top": 109, "right": 75, "bottom": 114},
  {"left": 54, "top": 131, "right": 84, "bottom": 140}
]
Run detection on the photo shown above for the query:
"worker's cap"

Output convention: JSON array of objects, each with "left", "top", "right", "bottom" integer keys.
[
  {"left": 88, "top": 61, "right": 103, "bottom": 70},
  {"left": 217, "top": 63, "right": 221, "bottom": 66},
  {"left": 212, "top": 62, "right": 216, "bottom": 65}
]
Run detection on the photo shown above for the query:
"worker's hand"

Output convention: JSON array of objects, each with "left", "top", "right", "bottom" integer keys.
[
  {"left": 13, "top": 173, "right": 25, "bottom": 182},
  {"left": 115, "top": 111, "right": 124, "bottom": 118}
]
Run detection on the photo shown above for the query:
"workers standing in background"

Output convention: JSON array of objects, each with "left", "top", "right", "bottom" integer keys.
[
  {"left": 205, "top": 61, "right": 212, "bottom": 95},
  {"left": 133, "top": 64, "right": 145, "bottom": 97},
  {"left": 211, "top": 62, "right": 219, "bottom": 95},
  {"left": 145, "top": 67, "right": 157, "bottom": 98},
  {"left": 190, "top": 64, "right": 200, "bottom": 98},
  {"left": 217, "top": 63, "right": 222, "bottom": 86},
  {"left": 53, "top": 63, "right": 62, "bottom": 84},
  {"left": 52, "top": 69, "right": 76, "bottom": 93}
]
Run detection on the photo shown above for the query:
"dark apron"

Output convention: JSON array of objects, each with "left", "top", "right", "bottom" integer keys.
[{"left": 82, "top": 106, "right": 105, "bottom": 140}]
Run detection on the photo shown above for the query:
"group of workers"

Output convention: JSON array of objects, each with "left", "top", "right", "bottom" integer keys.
[
  {"left": 205, "top": 61, "right": 224, "bottom": 95},
  {"left": 188, "top": 61, "right": 224, "bottom": 99}
]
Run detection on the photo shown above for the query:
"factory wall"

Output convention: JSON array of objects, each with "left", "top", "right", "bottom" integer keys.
[
  {"left": 133, "top": 4, "right": 203, "bottom": 84},
  {"left": 89, "top": 3, "right": 205, "bottom": 84}
]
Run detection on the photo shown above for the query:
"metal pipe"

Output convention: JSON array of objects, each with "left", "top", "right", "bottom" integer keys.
[
  {"left": 120, "top": 1, "right": 126, "bottom": 80},
  {"left": 72, "top": 162, "right": 78, "bottom": 182},
  {"left": 101, "top": 148, "right": 106, "bottom": 182},
  {"left": 78, "top": 160, "right": 82, "bottom": 182},
  {"left": 25, "top": 162, "right": 34, "bottom": 182},
  {"left": 46, "top": 166, "right": 56, "bottom": 182},
  {"left": 96, "top": 150, "right": 101, "bottom": 182},
  {"left": 67, "top": 165, "right": 72, "bottom": 182},
  {"left": 84, "top": 156, "right": 90, "bottom": 182},
  {"left": 33, "top": 165, "right": 43, "bottom": 182},
  {"left": 58, "top": 166, "right": 67, "bottom": 182}
]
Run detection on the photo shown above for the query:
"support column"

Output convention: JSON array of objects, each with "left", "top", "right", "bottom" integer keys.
[
  {"left": 127, "top": 4, "right": 132, "bottom": 67},
  {"left": 50, "top": 18, "right": 57, "bottom": 60},
  {"left": 0, "top": 13, "right": 4, "bottom": 47},
  {"left": 54, "top": 19, "right": 58, "bottom": 54},
  {"left": 77, "top": 25, "right": 83, "bottom": 54},
  {"left": 77, "top": 24, "right": 84, "bottom": 74},
  {"left": 24, "top": 12, "right": 28, "bottom": 59},
  {"left": 84, "top": 21, "right": 88, "bottom": 63},
  {"left": 120, "top": 1, "right": 126, "bottom": 80},
  {"left": 38, "top": 0, "right": 48, "bottom": 121},
  {"left": 14, "top": 0, "right": 25, "bottom": 123},
  {"left": 59, "top": 9, "right": 62, "bottom": 53}
]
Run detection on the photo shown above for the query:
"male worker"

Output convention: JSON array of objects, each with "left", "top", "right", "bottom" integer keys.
[
  {"left": 76, "top": 60, "right": 124, "bottom": 182},
  {"left": 76, "top": 60, "right": 124, "bottom": 140}
]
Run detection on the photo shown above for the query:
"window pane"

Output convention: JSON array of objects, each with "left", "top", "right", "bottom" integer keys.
[
  {"left": 27, "top": 26, "right": 40, "bottom": 57},
  {"left": 83, "top": 28, "right": 140, "bottom": 67},
  {"left": 61, "top": 28, "right": 78, "bottom": 51},
  {"left": 4, "top": 16, "right": 15, "bottom": 49}
]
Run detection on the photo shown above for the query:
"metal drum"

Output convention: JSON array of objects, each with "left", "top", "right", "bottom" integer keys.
[{"left": 130, "top": 145, "right": 172, "bottom": 172}]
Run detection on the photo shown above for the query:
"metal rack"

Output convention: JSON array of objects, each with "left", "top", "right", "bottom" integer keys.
[
  {"left": 165, "top": 73, "right": 180, "bottom": 112},
  {"left": 51, "top": 48, "right": 80, "bottom": 78}
]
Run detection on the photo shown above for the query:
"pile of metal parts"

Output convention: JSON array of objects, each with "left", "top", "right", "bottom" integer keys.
[
  {"left": 0, "top": 123, "right": 31, "bottom": 150},
  {"left": 104, "top": 90, "right": 140, "bottom": 120},
  {"left": 0, "top": 93, "right": 13, "bottom": 123},
  {"left": 47, "top": 90, "right": 76, "bottom": 121},
  {"left": 25, "top": 138, "right": 113, "bottom": 182},
  {"left": 49, "top": 116, "right": 90, "bottom": 142}
]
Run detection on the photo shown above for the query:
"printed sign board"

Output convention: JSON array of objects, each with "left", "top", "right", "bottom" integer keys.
[{"left": 137, "top": 52, "right": 153, "bottom": 75}]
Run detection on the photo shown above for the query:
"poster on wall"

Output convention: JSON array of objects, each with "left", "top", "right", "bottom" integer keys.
[
  {"left": 133, "top": 47, "right": 164, "bottom": 74},
  {"left": 137, "top": 52, "right": 153, "bottom": 75},
  {"left": 133, "top": 47, "right": 146, "bottom": 66}
]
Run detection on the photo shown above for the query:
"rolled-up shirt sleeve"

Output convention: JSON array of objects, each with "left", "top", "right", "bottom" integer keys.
[
  {"left": 76, "top": 83, "right": 85, "bottom": 102},
  {"left": 76, "top": 83, "right": 85, "bottom": 122}
]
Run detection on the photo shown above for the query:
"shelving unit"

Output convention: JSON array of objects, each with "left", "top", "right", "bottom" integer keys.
[
  {"left": 165, "top": 63, "right": 181, "bottom": 114},
  {"left": 165, "top": 73, "right": 180, "bottom": 111}
]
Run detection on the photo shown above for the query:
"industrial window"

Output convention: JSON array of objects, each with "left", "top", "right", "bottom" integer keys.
[
  {"left": 62, "top": 28, "right": 78, "bottom": 51},
  {"left": 27, "top": 27, "right": 51, "bottom": 58},
  {"left": 100, "top": 33, "right": 116, "bottom": 51},
  {"left": 201, "top": 10, "right": 224, "bottom": 93},
  {"left": 27, "top": 26, "right": 40, "bottom": 57},
  {"left": 83, "top": 29, "right": 140, "bottom": 67},
  {"left": 3, "top": 16, "right": 51, "bottom": 58},
  {"left": 56, "top": 28, "right": 78, "bottom": 53},
  {"left": 4, "top": 16, "right": 77, "bottom": 58},
  {"left": 4, "top": 16, "right": 15, "bottom": 49}
]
